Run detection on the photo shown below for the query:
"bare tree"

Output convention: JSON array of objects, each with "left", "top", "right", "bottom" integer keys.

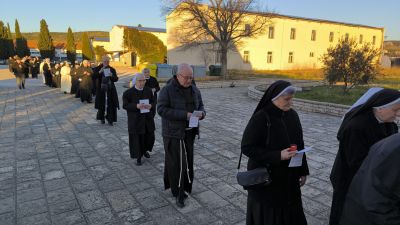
[{"left": 163, "top": 0, "right": 271, "bottom": 78}]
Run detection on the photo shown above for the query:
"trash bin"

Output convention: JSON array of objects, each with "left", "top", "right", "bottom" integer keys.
[
  {"left": 157, "top": 64, "right": 173, "bottom": 78},
  {"left": 192, "top": 65, "right": 206, "bottom": 78},
  {"left": 209, "top": 65, "right": 222, "bottom": 76}
]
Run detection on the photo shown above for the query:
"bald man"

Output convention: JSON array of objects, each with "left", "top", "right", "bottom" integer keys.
[{"left": 157, "top": 63, "right": 206, "bottom": 208}]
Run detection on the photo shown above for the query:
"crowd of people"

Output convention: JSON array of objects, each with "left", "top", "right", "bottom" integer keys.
[{"left": 7, "top": 55, "right": 400, "bottom": 224}]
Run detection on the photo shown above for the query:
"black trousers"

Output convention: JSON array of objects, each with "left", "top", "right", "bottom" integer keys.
[
  {"left": 163, "top": 129, "right": 196, "bottom": 198},
  {"left": 329, "top": 189, "right": 346, "bottom": 225}
]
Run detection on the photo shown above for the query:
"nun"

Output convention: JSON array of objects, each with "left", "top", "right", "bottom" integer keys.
[
  {"left": 122, "top": 73, "right": 155, "bottom": 165},
  {"left": 241, "top": 80, "right": 309, "bottom": 225},
  {"left": 329, "top": 87, "right": 400, "bottom": 225},
  {"left": 340, "top": 133, "right": 400, "bottom": 225}
]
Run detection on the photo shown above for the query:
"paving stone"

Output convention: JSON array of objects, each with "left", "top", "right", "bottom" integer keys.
[
  {"left": 17, "top": 187, "right": 45, "bottom": 203},
  {"left": 106, "top": 190, "right": 139, "bottom": 212},
  {"left": 0, "top": 197, "right": 14, "bottom": 214},
  {"left": 18, "top": 212, "right": 51, "bottom": 225},
  {"left": 49, "top": 199, "right": 80, "bottom": 215},
  {"left": 77, "top": 190, "right": 108, "bottom": 212},
  {"left": 84, "top": 207, "right": 118, "bottom": 225},
  {"left": 149, "top": 205, "right": 188, "bottom": 225},
  {"left": 0, "top": 212, "right": 14, "bottom": 224},
  {"left": 134, "top": 189, "right": 169, "bottom": 210},
  {"left": 17, "top": 198, "right": 48, "bottom": 218},
  {"left": 46, "top": 187, "right": 75, "bottom": 205},
  {"left": 52, "top": 210, "right": 85, "bottom": 225}
]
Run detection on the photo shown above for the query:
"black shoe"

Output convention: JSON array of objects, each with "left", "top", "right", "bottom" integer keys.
[
  {"left": 176, "top": 197, "right": 185, "bottom": 208},
  {"left": 101, "top": 120, "right": 105, "bottom": 124},
  {"left": 144, "top": 151, "right": 150, "bottom": 158},
  {"left": 136, "top": 158, "right": 142, "bottom": 166},
  {"left": 108, "top": 121, "right": 113, "bottom": 126}
]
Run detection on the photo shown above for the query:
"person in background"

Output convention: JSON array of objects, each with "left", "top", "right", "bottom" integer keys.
[
  {"left": 79, "top": 60, "right": 94, "bottom": 103},
  {"left": 123, "top": 73, "right": 155, "bottom": 165},
  {"left": 329, "top": 87, "right": 400, "bottom": 225},
  {"left": 143, "top": 68, "right": 160, "bottom": 105},
  {"left": 70, "top": 62, "right": 81, "bottom": 95},
  {"left": 94, "top": 56, "right": 119, "bottom": 126},
  {"left": 12, "top": 56, "right": 26, "bottom": 89},
  {"left": 60, "top": 61, "right": 72, "bottom": 94}
]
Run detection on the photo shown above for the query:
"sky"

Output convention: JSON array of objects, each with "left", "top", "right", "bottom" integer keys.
[{"left": 0, "top": 0, "right": 399, "bottom": 40}]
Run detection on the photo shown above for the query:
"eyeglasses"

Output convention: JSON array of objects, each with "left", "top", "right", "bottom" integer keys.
[{"left": 178, "top": 74, "right": 194, "bottom": 80}]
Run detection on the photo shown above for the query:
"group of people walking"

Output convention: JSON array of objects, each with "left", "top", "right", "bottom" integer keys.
[
  {"left": 9, "top": 55, "right": 40, "bottom": 89},
  {"left": 9, "top": 55, "right": 400, "bottom": 224}
]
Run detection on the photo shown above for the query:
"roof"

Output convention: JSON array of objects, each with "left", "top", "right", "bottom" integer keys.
[
  {"left": 115, "top": 25, "right": 166, "bottom": 33},
  {"left": 27, "top": 40, "right": 83, "bottom": 50},
  {"left": 92, "top": 37, "right": 110, "bottom": 42},
  {"left": 171, "top": 2, "right": 383, "bottom": 30}
]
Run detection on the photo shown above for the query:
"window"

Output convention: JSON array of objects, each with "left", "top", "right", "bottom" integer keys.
[
  {"left": 311, "top": 30, "right": 316, "bottom": 41},
  {"left": 359, "top": 34, "right": 363, "bottom": 44},
  {"left": 290, "top": 28, "right": 296, "bottom": 40},
  {"left": 288, "top": 52, "right": 294, "bottom": 63},
  {"left": 309, "top": 52, "right": 314, "bottom": 57},
  {"left": 243, "top": 51, "right": 250, "bottom": 63},
  {"left": 345, "top": 33, "right": 349, "bottom": 42},
  {"left": 245, "top": 24, "right": 251, "bottom": 36},
  {"left": 267, "top": 52, "right": 273, "bottom": 63},
  {"left": 268, "top": 26, "right": 274, "bottom": 39},
  {"left": 372, "top": 36, "right": 376, "bottom": 45},
  {"left": 329, "top": 32, "right": 334, "bottom": 42}
]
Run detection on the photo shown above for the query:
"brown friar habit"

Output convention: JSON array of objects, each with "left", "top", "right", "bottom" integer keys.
[
  {"left": 122, "top": 86, "right": 156, "bottom": 159},
  {"left": 241, "top": 80, "right": 309, "bottom": 225},
  {"left": 329, "top": 89, "right": 400, "bottom": 225}
]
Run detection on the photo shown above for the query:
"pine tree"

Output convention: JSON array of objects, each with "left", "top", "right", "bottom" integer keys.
[
  {"left": 15, "top": 19, "right": 29, "bottom": 57},
  {"left": 37, "top": 19, "right": 55, "bottom": 59},
  {"left": 66, "top": 27, "right": 76, "bottom": 63},
  {"left": 81, "top": 32, "right": 94, "bottom": 60},
  {"left": 6, "top": 23, "right": 15, "bottom": 57}
]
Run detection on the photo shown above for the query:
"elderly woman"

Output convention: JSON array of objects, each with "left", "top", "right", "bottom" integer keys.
[
  {"left": 60, "top": 61, "right": 71, "bottom": 94},
  {"left": 123, "top": 73, "right": 155, "bottom": 165},
  {"left": 241, "top": 80, "right": 309, "bottom": 225},
  {"left": 329, "top": 87, "right": 400, "bottom": 225}
]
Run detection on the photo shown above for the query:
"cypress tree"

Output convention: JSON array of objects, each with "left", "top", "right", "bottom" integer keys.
[
  {"left": 0, "top": 21, "right": 6, "bottom": 60},
  {"left": 66, "top": 27, "right": 76, "bottom": 63},
  {"left": 81, "top": 32, "right": 94, "bottom": 60},
  {"left": 15, "top": 19, "right": 29, "bottom": 57},
  {"left": 6, "top": 23, "right": 15, "bottom": 57},
  {"left": 37, "top": 19, "right": 55, "bottom": 59}
]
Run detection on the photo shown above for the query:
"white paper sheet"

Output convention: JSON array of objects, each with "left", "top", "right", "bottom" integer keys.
[
  {"left": 189, "top": 116, "right": 199, "bottom": 128},
  {"left": 104, "top": 68, "right": 111, "bottom": 77},
  {"left": 289, "top": 152, "right": 304, "bottom": 167},
  {"left": 297, "top": 146, "right": 313, "bottom": 154},
  {"left": 139, "top": 99, "right": 150, "bottom": 113}
]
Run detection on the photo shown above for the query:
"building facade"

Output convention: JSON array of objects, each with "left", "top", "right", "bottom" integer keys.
[{"left": 166, "top": 5, "right": 384, "bottom": 70}]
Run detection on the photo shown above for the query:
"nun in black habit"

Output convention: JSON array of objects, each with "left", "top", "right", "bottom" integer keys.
[
  {"left": 329, "top": 87, "right": 400, "bottom": 225},
  {"left": 339, "top": 133, "right": 400, "bottom": 225},
  {"left": 241, "top": 80, "right": 309, "bottom": 225},
  {"left": 122, "top": 73, "right": 155, "bottom": 166}
]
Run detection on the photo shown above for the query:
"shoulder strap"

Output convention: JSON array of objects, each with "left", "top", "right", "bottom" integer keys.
[{"left": 237, "top": 112, "right": 271, "bottom": 170}]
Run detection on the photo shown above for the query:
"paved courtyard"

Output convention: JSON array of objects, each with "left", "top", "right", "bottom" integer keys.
[{"left": 0, "top": 76, "right": 340, "bottom": 225}]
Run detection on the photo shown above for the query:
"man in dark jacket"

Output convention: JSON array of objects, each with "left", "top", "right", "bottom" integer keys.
[
  {"left": 157, "top": 63, "right": 206, "bottom": 208},
  {"left": 12, "top": 57, "right": 26, "bottom": 89},
  {"left": 94, "top": 56, "right": 119, "bottom": 125},
  {"left": 340, "top": 133, "right": 400, "bottom": 225},
  {"left": 143, "top": 68, "right": 160, "bottom": 104}
]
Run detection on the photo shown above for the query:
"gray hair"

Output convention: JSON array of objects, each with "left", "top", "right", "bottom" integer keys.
[
  {"left": 132, "top": 73, "right": 145, "bottom": 87},
  {"left": 177, "top": 63, "right": 193, "bottom": 75},
  {"left": 142, "top": 68, "right": 150, "bottom": 73}
]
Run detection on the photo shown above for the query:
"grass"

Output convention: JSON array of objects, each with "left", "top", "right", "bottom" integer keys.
[{"left": 295, "top": 85, "right": 370, "bottom": 105}]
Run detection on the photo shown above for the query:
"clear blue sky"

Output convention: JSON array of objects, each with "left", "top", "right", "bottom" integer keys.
[{"left": 1, "top": 0, "right": 399, "bottom": 40}]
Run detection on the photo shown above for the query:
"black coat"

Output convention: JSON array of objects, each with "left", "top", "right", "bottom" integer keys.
[
  {"left": 330, "top": 110, "right": 398, "bottom": 195},
  {"left": 157, "top": 76, "right": 205, "bottom": 139},
  {"left": 145, "top": 76, "right": 160, "bottom": 98},
  {"left": 94, "top": 64, "right": 119, "bottom": 111},
  {"left": 12, "top": 62, "right": 26, "bottom": 77},
  {"left": 340, "top": 133, "right": 400, "bottom": 225},
  {"left": 241, "top": 102, "right": 309, "bottom": 207},
  {"left": 122, "top": 86, "right": 155, "bottom": 134}
]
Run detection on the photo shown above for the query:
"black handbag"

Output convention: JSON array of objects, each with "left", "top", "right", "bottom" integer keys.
[{"left": 236, "top": 112, "right": 272, "bottom": 190}]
